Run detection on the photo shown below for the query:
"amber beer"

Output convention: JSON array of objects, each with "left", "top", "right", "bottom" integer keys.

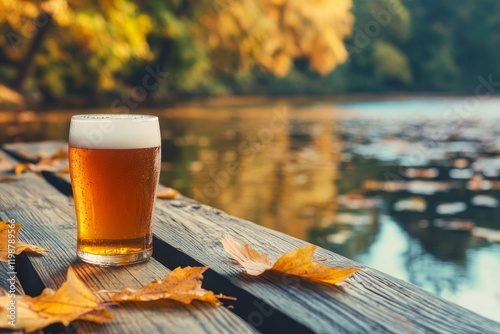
[{"left": 69, "top": 115, "right": 161, "bottom": 266}]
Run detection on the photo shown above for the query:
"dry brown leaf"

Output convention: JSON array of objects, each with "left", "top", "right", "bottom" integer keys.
[
  {"left": 0, "top": 221, "right": 48, "bottom": 263},
  {"left": 109, "top": 266, "right": 235, "bottom": 305},
  {"left": 221, "top": 235, "right": 272, "bottom": 275},
  {"left": 221, "top": 235, "right": 360, "bottom": 284},
  {"left": 0, "top": 267, "right": 113, "bottom": 332},
  {"left": 157, "top": 187, "right": 180, "bottom": 199},
  {"left": 0, "top": 175, "right": 16, "bottom": 183}
]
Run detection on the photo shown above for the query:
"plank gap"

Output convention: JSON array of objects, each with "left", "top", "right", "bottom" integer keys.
[
  {"left": 2, "top": 148, "right": 38, "bottom": 164},
  {"left": 41, "top": 171, "right": 73, "bottom": 196},
  {"left": 152, "top": 237, "right": 312, "bottom": 334},
  {"left": 15, "top": 254, "right": 76, "bottom": 334}
]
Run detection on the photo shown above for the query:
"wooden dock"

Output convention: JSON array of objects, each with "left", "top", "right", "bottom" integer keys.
[{"left": 1, "top": 141, "right": 499, "bottom": 333}]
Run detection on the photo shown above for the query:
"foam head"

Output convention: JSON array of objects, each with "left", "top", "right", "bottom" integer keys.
[{"left": 69, "top": 114, "right": 161, "bottom": 149}]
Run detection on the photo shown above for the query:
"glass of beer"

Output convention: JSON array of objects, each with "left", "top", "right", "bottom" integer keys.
[{"left": 68, "top": 114, "right": 161, "bottom": 266}]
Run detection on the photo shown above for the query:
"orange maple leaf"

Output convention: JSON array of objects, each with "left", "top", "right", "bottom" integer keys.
[
  {"left": 0, "top": 221, "right": 48, "bottom": 263},
  {"left": 0, "top": 267, "right": 113, "bottom": 332},
  {"left": 221, "top": 235, "right": 360, "bottom": 285},
  {"left": 157, "top": 187, "right": 180, "bottom": 199},
  {"left": 109, "top": 266, "right": 235, "bottom": 305}
]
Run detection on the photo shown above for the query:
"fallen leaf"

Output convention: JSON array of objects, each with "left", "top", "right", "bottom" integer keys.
[
  {"left": 221, "top": 235, "right": 360, "bottom": 284},
  {"left": 221, "top": 236, "right": 272, "bottom": 275},
  {"left": 59, "top": 166, "right": 70, "bottom": 173},
  {"left": 14, "top": 163, "right": 30, "bottom": 175},
  {"left": 14, "top": 162, "right": 55, "bottom": 174},
  {"left": 0, "top": 267, "right": 113, "bottom": 332},
  {"left": 50, "top": 147, "right": 68, "bottom": 160},
  {"left": 157, "top": 187, "right": 180, "bottom": 199},
  {"left": 0, "top": 175, "right": 16, "bottom": 182},
  {"left": 0, "top": 221, "right": 48, "bottom": 263},
  {"left": 109, "top": 266, "right": 235, "bottom": 305}
]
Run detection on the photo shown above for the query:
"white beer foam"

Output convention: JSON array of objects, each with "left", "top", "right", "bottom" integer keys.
[{"left": 69, "top": 114, "right": 161, "bottom": 149}]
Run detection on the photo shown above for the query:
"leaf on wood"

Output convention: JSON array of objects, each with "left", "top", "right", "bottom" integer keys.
[
  {"left": 0, "top": 175, "right": 16, "bottom": 183},
  {"left": 109, "top": 266, "right": 235, "bottom": 305},
  {"left": 157, "top": 187, "right": 180, "bottom": 199},
  {"left": 15, "top": 163, "right": 30, "bottom": 175},
  {"left": 59, "top": 166, "right": 70, "bottom": 173},
  {"left": 0, "top": 267, "right": 113, "bottom": 332},
  {"left": 0, "top": 221, "right": 48, "bottom": 263},
  {"left": 50, "top": 147, "right": 68, "bottom": 160},
  {"left": 14, "top": 162, "right": 56, "bottom": 174},
  {"left": 221, "top": 235, "right": 360, "bottom": 285}
]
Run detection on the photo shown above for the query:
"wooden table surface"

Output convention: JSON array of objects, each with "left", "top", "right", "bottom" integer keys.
[{"left": 1, "top": 141, "right": 499, "bottom": 334}]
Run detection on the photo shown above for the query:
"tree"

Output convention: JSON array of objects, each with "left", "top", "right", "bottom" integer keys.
[
  {"left": 0, "top": 0, "right": 355, "bottom": 103},
  {"left": 198, "top": 0, "right": 354, "bottom": 76},
  {"left": 343, "top": 0, "right": 412, "bottom": 90}
]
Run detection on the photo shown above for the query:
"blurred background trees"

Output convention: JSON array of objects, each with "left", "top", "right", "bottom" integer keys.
[{"left": 0, "top": 0, "right": 499, "bottom": 107}]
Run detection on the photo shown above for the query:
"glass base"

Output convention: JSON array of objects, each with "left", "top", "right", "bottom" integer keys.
[{"left": 77, "top": 248, "right": 152, "bottom": 266}]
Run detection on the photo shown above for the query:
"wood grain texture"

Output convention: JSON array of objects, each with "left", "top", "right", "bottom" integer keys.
[
  {"left": 0, "top": 149, "right": 258, "bottom": 334},
  {"left": 151, "top": 198, "right": 500, "bottom": 334},
  {"left": 4, "top": 140, "right": 67, "bottom": 162},
  {"left": 0, "top": 264, "right": 24, "bottom": 334},
  {"left": 4, "top": 142, "right": 500, "bottom": 334}
]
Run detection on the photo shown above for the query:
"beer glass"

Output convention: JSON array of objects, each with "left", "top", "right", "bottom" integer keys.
[{"left": 68, "top": 114, "right": 161, "bottom": 266}]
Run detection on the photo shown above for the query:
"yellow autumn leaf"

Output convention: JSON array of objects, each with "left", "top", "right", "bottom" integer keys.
[
  {"left": 0, "top": 221, "right": 48, "bottom": 263},
  {"left": 157, "top": 187, "right": 180, "bottom": 199},
  {"left": 0, "top": 267, "right": 113, "bottom": 332},
  {"left": 109, "top": 266, "right": 235, "bottom": 305},
  {"left": 221, "top": 235, "right": 360, "bottom": 284},
  {"left": 14, "top": 163, "right": 30, "bottom": 175}
]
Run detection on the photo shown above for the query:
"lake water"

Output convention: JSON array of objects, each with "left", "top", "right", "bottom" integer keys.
[{"left": 1, "top": 96, "right": 499, "bottom": 322}]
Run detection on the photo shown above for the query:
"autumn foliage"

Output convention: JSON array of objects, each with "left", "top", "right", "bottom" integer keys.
[
  {"left": 221, "top": 235, "right": 360, "bottom": 284},
  {"left": 0, "top": 221, "right": 48, "bottom": 263},
  {"left": 0, "top": 266, "right": 232, "bottom": 332},
  {"left": 0, "top": 0, "right": 353, "bottom": 100},
  {"left": 0, "top": 267, "right": 112, "bottom": 332},
  {"left": 200, "top": 0, "right": 353, "bottom": 76}
]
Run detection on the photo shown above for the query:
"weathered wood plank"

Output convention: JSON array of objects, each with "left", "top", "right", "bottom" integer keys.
[
  {"left": 0, "top": 263, "right": 24, "bottom": 295},
  {"left": 3, "top": 140, "right": 67, "bottom": 162},
  {"left": 4, "top": 141, "right": 500, "bottom": 333},
  {"left": 151, "top": 198, "right": 500, "bottom": 334},
  {"left": 0, "top": 167, "right": 258, "bottom": 333}
]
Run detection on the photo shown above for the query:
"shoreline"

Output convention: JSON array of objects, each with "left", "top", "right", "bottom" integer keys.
[{"left": 2, "top": 92, "right": 499, "bottom": 113}]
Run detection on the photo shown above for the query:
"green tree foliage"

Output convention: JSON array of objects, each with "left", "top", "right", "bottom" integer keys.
[
  {"left": 343, "top": 0, "right": 412, "bottom": 90},
  {"left": 373, "top": 40, "right": 412, "bottom": 85}
]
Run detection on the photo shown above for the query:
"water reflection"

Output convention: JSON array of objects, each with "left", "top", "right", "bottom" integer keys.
[
  {"left": 160, "top": 106, "right": 339, "bottom": 239},
  {"left": 1, "top": 98, "right": 500, "bottom": 322},
  {"left": 159, "top": 99, "right": 500, "bottom": 322}
]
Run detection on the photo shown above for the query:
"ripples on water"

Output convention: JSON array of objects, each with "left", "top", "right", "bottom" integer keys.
[{"left": 1, "top": 97, "right": 499, "bottom": 322}]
